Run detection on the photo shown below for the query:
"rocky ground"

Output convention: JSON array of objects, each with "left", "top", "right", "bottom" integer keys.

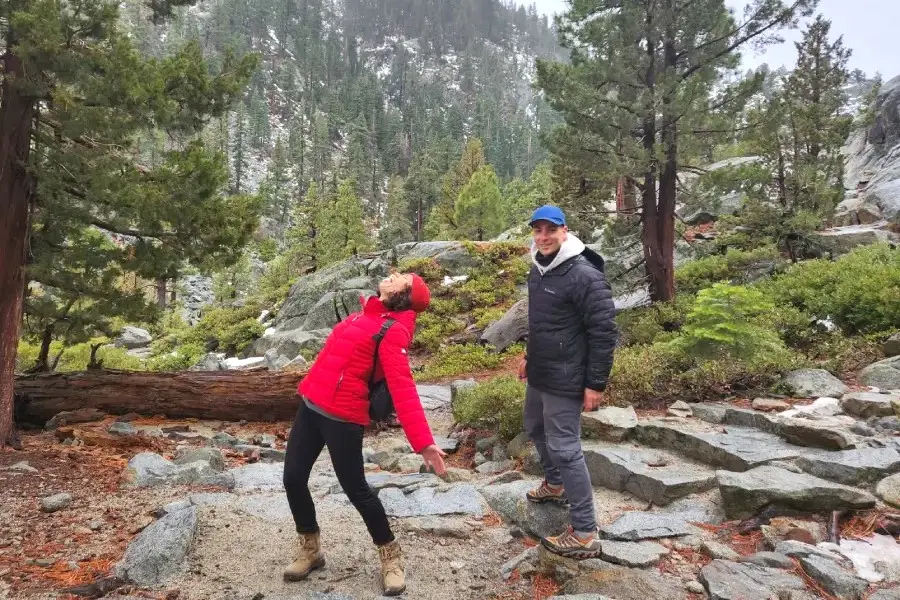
[{"left": 3, "top": 376, "right": 900, "bottom": 600}]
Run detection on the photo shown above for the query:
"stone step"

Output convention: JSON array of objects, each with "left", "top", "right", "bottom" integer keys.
[
  {"left": 582, "top": 441, "right": 717, "bottom": 505},
  {"left": 691, "top": 403, "right": 863, "bottom": 450},
  {"left": 634, "top": 420, "right": 805, "bottom": 472},
  {"left": 796, "top": 447, "right": 900, "bottom": 486},
  {"left": 717, "top": 465, "right": 877, "bottom": 520}
]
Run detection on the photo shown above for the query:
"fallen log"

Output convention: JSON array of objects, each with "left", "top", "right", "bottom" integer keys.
[{"left": 15, "top": 368, "right": 306, "bottom": 426}]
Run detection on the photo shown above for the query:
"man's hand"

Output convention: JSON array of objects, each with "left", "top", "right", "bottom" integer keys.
[
  {"left": 420, "top": 444, "right": 447, "bottom": 475},
  {"left": 517, "top": 357, "right": 527, "bottom": 381},
  {"left": 583, "top": 388, "right": 605, "bottom": 412}
]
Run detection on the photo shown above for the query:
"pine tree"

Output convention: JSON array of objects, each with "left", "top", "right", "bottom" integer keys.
[
  {"left": 379, "top": 176, "right": 415, "bottom": 249},
  {"left": 455, "top": 165, "right": 504, "bottom": 241},
  {"left": 232, "top": 102, "right": 250, "bottom": 194},
  {"left": 259, "top": 136, "right": 294, "bottom": 231},
  {"left": 0, "top": 0, "right": 258, "bottom": 446},
  {"left": 316, "top": 179, "right": 372, "bottom": 266},
  {"left": 425, "top": 137, "right": 486, "bottom": 239},
  {"left": 536, "top": 0, "right": 816, "bottom": 302}
]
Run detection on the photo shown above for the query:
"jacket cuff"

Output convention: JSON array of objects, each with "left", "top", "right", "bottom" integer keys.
[{"left": 586, "top": 382, "right": 607, "bottom": 392}]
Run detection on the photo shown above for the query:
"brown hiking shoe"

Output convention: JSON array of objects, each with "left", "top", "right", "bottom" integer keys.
[
  {"left": 526, "top": 480, "right": 568, "bottom": 505},
  {"left": 541, "top": 527, "right": 602, "bottom": 559},
  {"left": 283, "top": 532, "right": 325, "bottom": 581},
  {"left": 378, "top": 539, "right": 406, "bottom": 596}
]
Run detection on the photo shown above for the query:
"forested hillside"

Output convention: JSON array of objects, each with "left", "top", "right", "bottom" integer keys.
[{"left": 121, "top": 0, "right": 564, "bottom": 236}]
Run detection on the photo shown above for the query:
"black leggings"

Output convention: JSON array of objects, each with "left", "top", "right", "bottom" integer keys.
[{"left": 283, "top": 400, "right": 394, "bottom": 546}]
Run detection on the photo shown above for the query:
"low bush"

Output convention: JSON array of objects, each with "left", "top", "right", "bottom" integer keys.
[
  {"left": 184, "top": 303, "right": 265, "bottom": 355},
  {"left": 675, "top": 245, "right": 782, "bottom": 295},
  {"left": 763, "top": 242, "right": 900, "bottom": 336},
  {"left": 669, "top": 283, "right": 791, "bottom": 362},
  {"left": 16, "top": 339, "right": 145, "bottom": 373},
  {"left": 415, "top": 343, "right": 523, "bottom": 381},
  {"left": 615, "top": 296, "right": 692, "bottom": 346},
  {"left": 452, "top": 375, "right": 526, "bottom": 440}
]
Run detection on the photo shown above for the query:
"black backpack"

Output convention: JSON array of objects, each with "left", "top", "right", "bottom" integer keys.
[{"left": 368, "top": 318, "right": 396, "bottom": 422}]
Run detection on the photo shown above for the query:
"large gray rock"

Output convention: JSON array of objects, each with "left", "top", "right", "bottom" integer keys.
[
  {"left": 189, "top": 352, "right": 227, "bottom": 371},
  {"left": 480, "top": 480, "right": 569, "bottom": 538},
  {"left": 396, "top": 241, "right": 481, "bottom": 272},
  {"left": 114, "top": 506, "right": 198, "bottom": 586},
  {"left": 783, "top": 369, "right": 850, "bottom": 398},
  {"left": 302, "top": 289, "right": 373, "bottom": 331},
  {"left": 600, "top": 540, "right": 669, "bottom": 568},
  {"left": 885, "top": 333, "right": 900, "bottom": 358},
  {"left": 41, "top": 493, "right": 72, "bottom": 513},
  {"left": 740, "top": 551, "right": 794, "bottom": 570},
  {"left": 774, "top": 413, "right": 859, "bottom": 450},
  {"left": 481, "top": 298, "right": 528, "bottom": 351},
  {"left": 860, "top": 356, "right": 900, "bottom": 390},
  {"left": 249, "top": 328, "right": 328, "bottom": 360},
  {"left": 876, "top": 473, "right": 900, "bottom": 508},
  {"left": 229, "top": 462, "right": 285, "bottom": 491},
  {"left": 122, "top": 452, "right": 233, "bottom": 489},
  {"left": 699, "top": 560, "right": 807, "bottom": 600},
  {"left": 810, "top": 223, "right": 899, "bottom": 255},
  {"left": 582, "top": 442, "right": 716, "bottom": 505},
  {"left": 581, "top": 406, "right": 638, "bottom": 442},
  {"left": 558, "top": 566, "right": 684, "bottom": 599},
  {"left": 599, "top": 512, "right": 695, "bottom": 541},
  {"left": 174, "top": 447, "right": 225, "bottom": 472},
  {"left": 179, "top": 275, "right": 214, "bottom": 326},
  {"left": 378, "top": 483, "right": 483, "bottom": 517},
  {"left": 797, "top": 448, "right": 900, "bottom": 486},
  {"left": 114, "top": 326, "right": 152, "bottom": 349},
  {"left": 635, "top": 421, "right": 802, "bottom": 472},
  {"left": 717, "top": 465, "right": 877, "bottom": 519},
  {"left": 797, "top": 554, "right": 868, "bottom": 599},
  {"left": 842, "top": 391, "right": 900, "bottom": 418},
  {"left": 416, "top": 385, "right": 452, "bottom": 411}
]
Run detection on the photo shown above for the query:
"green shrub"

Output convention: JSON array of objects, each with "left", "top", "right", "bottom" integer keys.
[
  {"left": 763, "top": 242, "right": 900, "bottom": 335},
  {"left": 397, "top": 257, "right": 446, "bottom": 283},
  {"left": 607, "top": 342, "right": 795, "bottom": 407},
  {"left": 669, "top": 283, "right": 790, "bottom": 362},
  {"left": 185, "top": 303, "right": 265, "bottom": 355},
  {"left": 16, "top": 339, "right": 145, "bottom": 373},
  {"left": 452, "top": 375, "right": 526, "bottom": 440},
  {"left": 675, "top": 246, "right": 781, "bottom": 294},
  {"left": 473, "top": 306, "right": 509, "bottom": 330},
  {"left": 416, "top": 343, "right": 524, "bottom": 381},
  {"left": 147, "top": 342, "right": 206, "bottom": 372},
  {"left": 413, "top": 312, "right": 466, "bottom": 352},
  {"left": 615, "top": 296, "right": 692, "bottom": 346}
]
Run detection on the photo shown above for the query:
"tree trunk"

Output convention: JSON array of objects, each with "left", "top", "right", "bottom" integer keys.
[
  {"left": 156, "top": 278, "right": 168, "bottom": 308},
  {"left": 0, "top": 51, "right": 37, "bottom": 447},
  {"left": 653, "top": 26, "right": 678, "bottom": 303},
  {"left": 35, "top": 325, "right": 54, "bottom": 373},
  {"left": 15, "top": 369, "right": 307, "bottom": 426}
]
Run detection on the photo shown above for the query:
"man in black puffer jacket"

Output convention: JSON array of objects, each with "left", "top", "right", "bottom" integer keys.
[{"left": 517, "top": 204, "right": 618, "bottom": 558}]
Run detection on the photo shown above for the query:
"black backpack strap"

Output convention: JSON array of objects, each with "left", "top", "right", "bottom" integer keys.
[{"left": 369, "top": 318, "right": 396, "bottom": 387}]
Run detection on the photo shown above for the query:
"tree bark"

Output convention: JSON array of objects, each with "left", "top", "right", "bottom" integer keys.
[
  {"left": 156, "top": 278, "right": 168, "bottom": 308},
  {"left": 0, "top": 51, "right": 37, "bottom": 447},
  {"left": 15, "top": 369, "right": 307, "bottom": 426}
]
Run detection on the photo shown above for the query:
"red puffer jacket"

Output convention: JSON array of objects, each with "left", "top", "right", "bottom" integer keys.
[{"left": 298, "top": 296, "right": 435, "bottom": 453}]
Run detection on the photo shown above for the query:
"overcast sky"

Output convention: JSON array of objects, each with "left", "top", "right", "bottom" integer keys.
[{"left": 526, "top": 0, "right": 899, "bottom": 80}]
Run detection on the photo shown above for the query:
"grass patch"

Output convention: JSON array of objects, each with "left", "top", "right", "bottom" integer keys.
[{"left": 451, "top": 375, "right": 526, "bottom": 440}]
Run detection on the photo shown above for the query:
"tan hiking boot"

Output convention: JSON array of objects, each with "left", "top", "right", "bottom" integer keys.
[
  {"left": 526, "top": 480, "right": 568, "bottom": 505},
  {"left": 283, "top": 532, "right": 325, "bottom": 581},
  {"left": 377, "top": 539, "right": 406, "bottom": 596},
  {"left": 541, "top": 526, "right": 602, "bottom": 559}
]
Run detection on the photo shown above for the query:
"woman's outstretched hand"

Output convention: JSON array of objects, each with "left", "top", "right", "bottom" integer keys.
[{"left": 420, "top": 444, "right": 447, "bottom": 475}]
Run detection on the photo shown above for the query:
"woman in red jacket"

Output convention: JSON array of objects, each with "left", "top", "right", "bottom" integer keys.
[{"left": 282, "top": 271, "right": 446, "bottom": 596}]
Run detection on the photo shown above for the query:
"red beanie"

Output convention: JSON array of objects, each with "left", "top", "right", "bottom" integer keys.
[{"left": 409, "top": 274, "right": 431, "bottom": 313}]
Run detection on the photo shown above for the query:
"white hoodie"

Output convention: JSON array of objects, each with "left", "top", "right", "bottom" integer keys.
[{"left": 530, "top": 233, "right": 586, "bottom": 276}]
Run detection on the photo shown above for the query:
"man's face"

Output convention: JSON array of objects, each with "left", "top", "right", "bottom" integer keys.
[
  {"left": 531, "top": 220, "right": 567, "bottom": 256},
  {"left": 378, "top": 272, "right": 413, "bottom": 297}
]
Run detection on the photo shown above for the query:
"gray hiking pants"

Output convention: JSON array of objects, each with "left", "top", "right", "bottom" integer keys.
[{"left": 523, "top": 385, "right": 596, "bottom": 533}]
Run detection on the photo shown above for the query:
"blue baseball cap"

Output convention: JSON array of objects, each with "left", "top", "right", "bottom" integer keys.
[{"left": 529, "top": 205, "right": 566, "bottom": 226}]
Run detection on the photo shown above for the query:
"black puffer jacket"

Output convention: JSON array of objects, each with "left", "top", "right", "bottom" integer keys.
[{"left": 525, "top": 235, "right": 618, "bottom": 398}]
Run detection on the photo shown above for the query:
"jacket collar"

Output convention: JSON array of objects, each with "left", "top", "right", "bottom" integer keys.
[
  {"left": 361, "top": 295, "right": 416, "bottom": 330},
  {"left": 531, "top": 233, "right": 586, "bottom": 275}
]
